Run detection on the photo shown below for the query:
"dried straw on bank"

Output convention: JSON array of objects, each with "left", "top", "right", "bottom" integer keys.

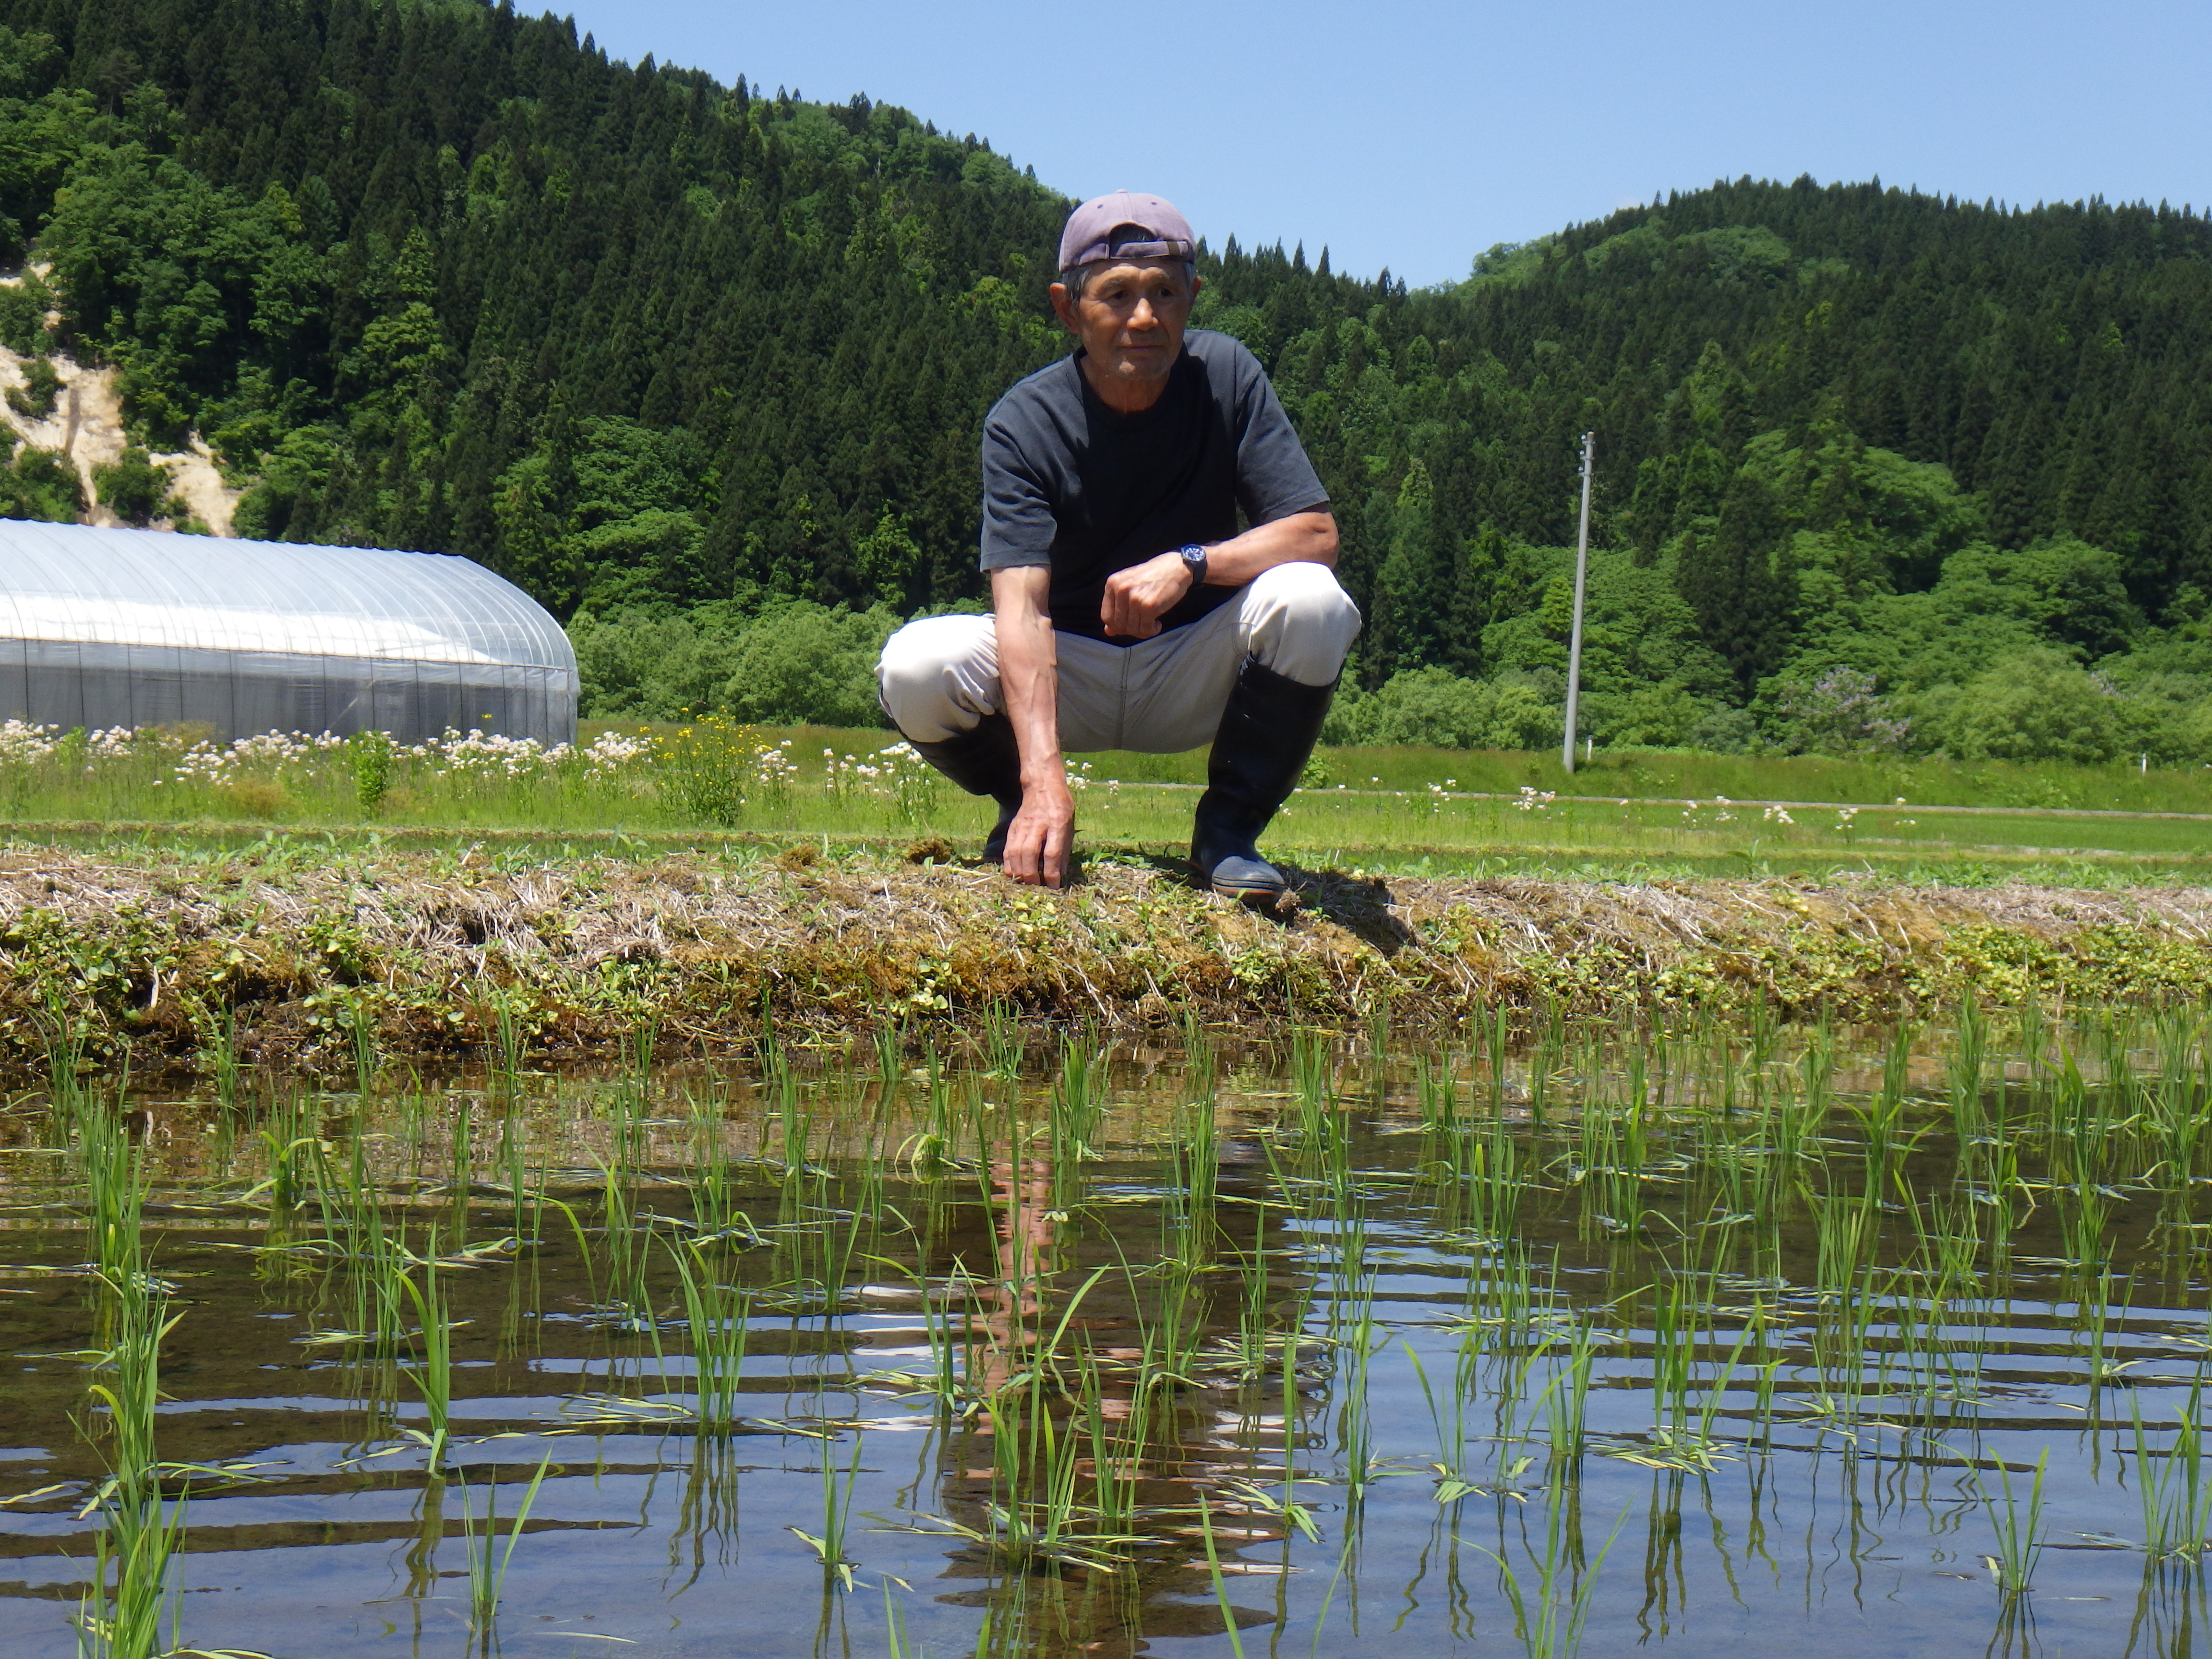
[{"left": 3, "top": 844, "right": 2210, "bottom": 1073}]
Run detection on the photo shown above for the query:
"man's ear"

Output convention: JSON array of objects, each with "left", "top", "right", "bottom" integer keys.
[{"left": 1047, "top": 283, "right": 1079, "bottom": 335}]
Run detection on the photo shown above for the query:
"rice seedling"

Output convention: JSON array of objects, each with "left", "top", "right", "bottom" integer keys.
[
  {"left": 458, "top": 1456, "right": 554, "bottom": 1652},
  {"left": 74, "top": 1106, "right": 151, "bottom": 1294},
  {"left": 48, "top": 1094, "right": 275, "bottom": 1657},
  {"left": 25, "top": 975, "right": 2212, "bottom": 1659},
  {"left": 346, "top": 994, "right": 381, "bottom": 1101},
  {"left": 1333, "top": 1308, "right": 1384, "bottom": 1515},
  {"left": 1194, "top": 1491, "right": 1251, "bottom": 1659},
  {"left": 1980, "top": 1452, "right": 2050, "bottom": 1596},
  {"left": 679, "top": 1085, "right": 745, "bottom": 1236},
  {"left": 395, "top": 1254, "right": 458, "bottom": 1470},
  {"left": 2129, "top": 1382, "right": 2212, "bottom": 1561},
  {"left": 1399, "top": 1334, "right": 1525, "bottom": 1505},
  {"left": 976, "top": 998, "right": 1024, "bottom": 1082},
  {"left": 486, "top": 988, "right": 529, "bottom": 1098},
  {"left": 767, "top": 1053, "right": 810, "bottom": 1178},
  {"left": 1166, "top": 1090, "right": 1221, "bottom": 1260},
  {"left": 666, "top": 1239, "right": 752, "bottom": 1431},
  {"left": 1046, "top": 1036, "right": 1105, "bottom": 1166},
  {"left": 2141, "top": 1008, "right": 2207, "bottom": 1180},
  {"left": 1526, "top": 1009, "right": 1567, "bottom": 1131},
  {"left": 871, "top": 1495, "right": 1152, "bottom": 1581},
  {"left": 872, "top": 1016, "right": 907, "bottom": 1094},
  {"left": 789, "top": 1432, "right": 866, "bottom": 1591},
  {"left": 593, "top": 1154, "right": 649, "bottom": 1316},
  {"left": 1540, "top": 1326, "right": 1599, "bottom": 1477},
  {"left": 200, "top": 1003, "right": 243, "bottom": 1109},
  {"left": 1468, "top": 1493, "right": 1626, "bottom": 1659},
  {"left": 349, "top": 1185, "right": 415, "bottom": 1354},
  {"left": 75, "top": 1278, "right": 188, "bottom": 1659}
]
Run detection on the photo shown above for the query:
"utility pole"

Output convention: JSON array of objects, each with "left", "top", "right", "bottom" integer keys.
[{"left": 1561, "top": 431, "right": 1595, "bottom": 774}]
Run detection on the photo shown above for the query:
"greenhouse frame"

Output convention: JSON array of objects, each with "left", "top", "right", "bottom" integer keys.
[{"left": 0, "top": 521, "right": 577, "bottom": 745}]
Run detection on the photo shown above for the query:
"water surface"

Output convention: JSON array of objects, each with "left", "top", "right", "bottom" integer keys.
[{"left": 2, "top": 1010, "right": 2208, "bottom": 1657}]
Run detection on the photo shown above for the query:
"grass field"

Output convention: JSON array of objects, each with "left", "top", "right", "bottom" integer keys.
[
  {"left": 977, "top": 728, "right": 2212, "bottom": 816},
  {"left": 4, "top": 717, "right": 2211, "bottom": 884}
]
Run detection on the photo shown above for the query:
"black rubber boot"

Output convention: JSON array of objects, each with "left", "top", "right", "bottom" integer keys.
[
  {"left": 1190, "top": 658, "right": 1337, "bottom": 905},
  {"left": 902, "top": 713, "right": 1023, "bottom": 862}
]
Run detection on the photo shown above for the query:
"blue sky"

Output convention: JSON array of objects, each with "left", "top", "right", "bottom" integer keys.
[{"left": 562, "top": 0, "right": 2212, "bottom": 287}]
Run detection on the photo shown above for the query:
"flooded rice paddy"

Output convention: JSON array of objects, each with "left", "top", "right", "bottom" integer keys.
[{"left": 4, "top": 1004, "right": 2212, "bottom": 1658}]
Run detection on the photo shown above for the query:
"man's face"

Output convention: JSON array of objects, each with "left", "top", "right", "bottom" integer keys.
[{"left": 1049, "top": 259, "right": 1201, "bottom": 394}]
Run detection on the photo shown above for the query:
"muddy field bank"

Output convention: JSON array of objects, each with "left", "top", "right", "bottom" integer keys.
[{"left": 5, "top": 844, "right": 2211, "bottom": 1075}]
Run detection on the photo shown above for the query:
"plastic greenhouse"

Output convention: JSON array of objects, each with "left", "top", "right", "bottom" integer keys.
[{"left": 0, "top": 521, "right": 577, "bottom": 745}]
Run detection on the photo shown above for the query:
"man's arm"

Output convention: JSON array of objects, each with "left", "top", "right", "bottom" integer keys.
[
  {"left": 992, "top": 565, "right": 1075, "bottom": 888},
  {"left": 1098, "top": 508, "right": 1337, "bottom": 641}
]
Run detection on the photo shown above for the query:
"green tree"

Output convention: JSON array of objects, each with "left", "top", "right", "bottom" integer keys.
[
  {"left": 5, "top": 353, "right": 57, "bottom": 417},
  {"left": 725, "top": 603, "right": 902, "bottom": 728},
  {"left": 853, "top": 508, "right": 924, "bottom": 609},
  {"left": 0, "top": 440, "right": 79, "bottom": 519},
  {"left": 91, "top": 445, "right": 169, "bottom": 524},
  {"left": 570, "top": 607, "right": 746, "bottom": 720},
  {"left": 1326, "top": 666, "right": 1561, "bottom": 750},
  {"left": 1945, "top": 649, "right": 2119, "bottom": 764}
]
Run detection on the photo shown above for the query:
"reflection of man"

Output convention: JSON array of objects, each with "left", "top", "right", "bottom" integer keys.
[
  {"left": 928, "top": 1112, "right": 1294, "bottom": 1651},
  {"left": 878, "top": 191, "right": 1360, "bottom": 905}
]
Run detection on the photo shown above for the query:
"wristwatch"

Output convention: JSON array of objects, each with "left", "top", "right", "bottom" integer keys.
[{"left": 1178, "top": 543, "right": 1210, "bottom": 587}]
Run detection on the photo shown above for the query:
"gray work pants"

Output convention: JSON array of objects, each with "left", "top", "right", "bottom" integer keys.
[{"left": 877, "top": 562, "right": 1362, "bottom": 752}]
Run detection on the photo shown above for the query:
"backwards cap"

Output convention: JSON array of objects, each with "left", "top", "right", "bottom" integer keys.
[{"left": 1057, "top": 191, "right": 1197, "bottom": 273}]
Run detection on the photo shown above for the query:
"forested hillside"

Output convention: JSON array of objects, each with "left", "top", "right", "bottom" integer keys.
[{"left": 0, "top": 0, "right": 2208, "bottom": 760}]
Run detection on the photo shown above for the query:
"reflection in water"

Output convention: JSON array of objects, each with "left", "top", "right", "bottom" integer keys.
[{"left": 0, "top": 1005, "right": 2211, "bottom": 1656}]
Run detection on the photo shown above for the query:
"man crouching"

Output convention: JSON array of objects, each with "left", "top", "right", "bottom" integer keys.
[{"left": 877, "top": 190, "right": 1360, "bottom": 902}]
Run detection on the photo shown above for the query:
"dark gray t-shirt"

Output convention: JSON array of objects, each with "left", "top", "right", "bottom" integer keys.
[{"left": 979, "top": 329, "right": 1328, "bottom": 643}]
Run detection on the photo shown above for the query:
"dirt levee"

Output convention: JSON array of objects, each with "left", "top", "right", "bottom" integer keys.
[{"left": 6, "top": 844, "right": 2212, "bottom": 1075}]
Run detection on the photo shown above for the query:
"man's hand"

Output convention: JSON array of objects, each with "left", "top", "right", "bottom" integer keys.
[
  {"left": 1001, "top": 776, "right": 1075, "bottom": 888},
  {"left": 992, "top": 565, "right": 1074, "bottom": 888},
  {"left": 1100, "top": 550, "right": 1195, "bottom": 640}
]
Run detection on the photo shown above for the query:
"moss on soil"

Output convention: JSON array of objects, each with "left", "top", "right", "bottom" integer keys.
[{"left": 5, "top": 842, "right": 2212, "bottom": 1078}]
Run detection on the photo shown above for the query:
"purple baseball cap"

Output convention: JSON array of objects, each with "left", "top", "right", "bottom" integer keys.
[{"left": 1057, "top": 191, "right": 1197, "bottom": 273}]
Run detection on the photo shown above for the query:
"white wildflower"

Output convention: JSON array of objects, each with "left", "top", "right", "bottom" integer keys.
[{"left": 0, "top": 718, "right": 59, "bottom": 764}]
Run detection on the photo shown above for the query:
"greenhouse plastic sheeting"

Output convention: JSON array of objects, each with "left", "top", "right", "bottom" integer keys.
[{"left": 0, "top": 520, "right": 577, "bottom": 745}]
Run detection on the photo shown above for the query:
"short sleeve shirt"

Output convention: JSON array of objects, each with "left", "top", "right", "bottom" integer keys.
[{"left": 979, "top": 329, "right": 1329, "bottom": 643}]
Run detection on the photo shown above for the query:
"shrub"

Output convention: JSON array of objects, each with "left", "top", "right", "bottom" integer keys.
[
  {"left": 91, "top": 446, "right": 173, "bottom": 526},
  {"left": 1764, "top": 665, "right": 1913, "bottom": 755},
  {"left": 349, "top": 729, "right": 394, "bottom": 814},
  {"left": 1327, "top": 667, "right": 1477, "bottom": 746},
  {"left": 570, "top": 608, "right": 745, "bottom": 720},
  {"left": 1595, "top": 681, "right": 1707, "bottom": 747},
  {"left": 0, "top": 443, "right": 82, "bottom": 521},
  {"left": 0, "top": 271, "right": 53, "bottom": 352},
  {"left": 1686, "top": 707, "right": 1761, "bottom": 754},
  {"left": 723, "top": 602, "right": 899, "bottom": 728},
  {"left": 6, "top": 356, "right": 59, "bottom": 420},
  {"left": 1945, "top": 649, "right": 2118, "bottom": 764},
  {"left": 1327, "top": 666, "right": 1561, "bottom": 750},
  {"left": 1487, "top": 681, "right": 1564, "bottom": 750},
  {"left": 571, "top": 601, "right": 900, "bottom": 727},
  {"left": 2165, "top": 701, "right": 2212, "bottom": 765}
]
